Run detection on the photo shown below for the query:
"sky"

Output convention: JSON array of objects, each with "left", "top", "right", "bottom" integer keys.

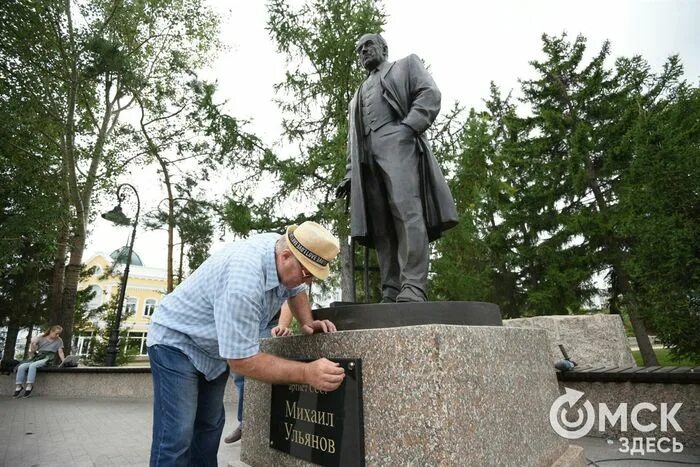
[{"left": 84, "top": 0, "right": 700, "bottom": 273}]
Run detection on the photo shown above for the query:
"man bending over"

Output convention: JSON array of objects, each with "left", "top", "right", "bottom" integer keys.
[{"left": 146, "top": 221, "right": 344, "bottom": 466}]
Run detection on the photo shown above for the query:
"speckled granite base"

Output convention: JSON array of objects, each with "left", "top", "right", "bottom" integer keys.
[
  {"left": 504, "top": 315, "right": 635, "bottom": 368},
  {"left": 551, "top": 445, "right": 586, "bottom": 467},
  {"left": 241, "top": 325, "right": 569, "bottom": 466}
]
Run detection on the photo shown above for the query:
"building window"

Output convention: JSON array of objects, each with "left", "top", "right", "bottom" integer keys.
[
  {"left": 86, "top": 285, "right": 103, "bottom": 310},
  {"left": 73, "top": 332, "right": 94, "bottom": 356},
  {"left": 125, "top": 331, "right": 148, "bottom": 356},
  {"left": 92, "top": 265, "right": 103, "bottom": 276},
  {"left": 144, "top": 299, "right": 157, "bottom": 317},
  {"left": 124, "top": 297, "right": 138, "bottom": 315}
]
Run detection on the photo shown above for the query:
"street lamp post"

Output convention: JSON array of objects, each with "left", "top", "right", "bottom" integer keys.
[{"left": 101, "top": 183, "right": 140, "bottom": 367}]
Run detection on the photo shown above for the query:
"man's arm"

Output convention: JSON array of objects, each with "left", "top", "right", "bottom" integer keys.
[
  {"left": 279, "top": 300, "right": 293, "bottom": 328},
  {"left": 271, "top": 300, "right": 293, "bottom": 337},
  {"left": 401, "top": 54, "right": 441, "bottom": 134},
  {"left": 336, "top": 98, "right": 357, "bottom": 200},
  {"left": 228, "top": 353, "right": 345, "bottom": 392},
  {"left": 287, "top": 290, "right": 337, "bottom": 334}
]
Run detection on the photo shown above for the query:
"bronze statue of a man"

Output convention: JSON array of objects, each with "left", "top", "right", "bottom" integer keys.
[{"left": 336, "top": 33, "right": 458, "bottom": 303}]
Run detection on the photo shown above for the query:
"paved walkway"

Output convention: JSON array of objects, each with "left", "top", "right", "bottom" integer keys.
[
  {"left": 1, "top": 396, "right": 698, "bottom": 466},
  {"left": 0, "top": 396, "right": 241, "bottom": 466}
]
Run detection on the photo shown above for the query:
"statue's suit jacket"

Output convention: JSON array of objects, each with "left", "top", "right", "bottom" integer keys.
[{"left": 345, "top": 54, "right": 458, "bottom": 248}]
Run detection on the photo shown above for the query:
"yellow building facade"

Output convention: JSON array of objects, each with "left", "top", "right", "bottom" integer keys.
[{"left": 78, "top": 248, "right": 167, "bottom": 360}]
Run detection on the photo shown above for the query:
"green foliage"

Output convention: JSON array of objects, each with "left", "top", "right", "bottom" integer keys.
[
  {"left": 0, "top": 2, "right": 66, "bottom": 329},
  {"left": 151, "top": 78, "right": 283, "bottom": 279},
  {"left": 647, "top": 294, "right": 700, "bottom": 362},
  {"left": 259, "top": 0, "right": 385, "bottom": 300},
  {"left": 1, "top": 0, "right": 224, "bottom": 346},
  {"left": 431, "top": 102, "right": 526, "bottom": 318},
  {"left": 72, "top": 266, "right": 105, "bottom": 332},
  {"left": 178, "top": 200, "right": 214, "bottom": 271},
  {"left": 288, "top": 317, "right": 301, "bottom": 335},
  {"left": 631, "top": 347, "right": 700, "bottom": 367},
  {"left": 221, "top": 196, "right": 254, "bottom": 236},
  {"left": 617, "top": 82, "right": 700, "bottom": 361},
  {"left": 265, "top": 0, "right": 384, "bottom": 202},
  {"left": 430, "top": 33, "right": 699, "bottom": 358},
  {"left": 82, "top": 294, "right": 138, "bottom": 367},
  {"left": 0, "top": 244, "right": 54, "bottom": 328}
]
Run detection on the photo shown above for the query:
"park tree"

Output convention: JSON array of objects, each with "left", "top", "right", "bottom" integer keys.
[
  {"left": 144, "top": 185, "right": 217, "bottom": 285},
  {"left": 0, "top": 37, "right": 64, "bottom": 360},
  {"left": 432, "top": 34, "right": 698, "bottom": 364},
  {"left": 430, "top": 91, "right": 527, "bottom": 318},
  {"left": 137, "top": 75, "right": 283, "bottom": 289},
  {"left": 262, "top": 0, "right": 386, "bottom": 301},
  {"left": 134, "top": 79, "right": 215, "bottom": 292},
  {"left": 0, "top": 244, "right": 54, "bottom": 362},
  {"left": 514, "top": 34, "right": 666, "bottom": 364},
  {"left": 177, "top": 198, "right": 215, "bottom": 273},
  {"left": 0, "top": 0, "right": 220, "bottom": 352},
  {"left": 618, "top": 79, "right": 700, "bottom": 361}
]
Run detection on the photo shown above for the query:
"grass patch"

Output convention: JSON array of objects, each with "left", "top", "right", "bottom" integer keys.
[{"left": 632, "top": 348, "right": 700, "bottom": 367}]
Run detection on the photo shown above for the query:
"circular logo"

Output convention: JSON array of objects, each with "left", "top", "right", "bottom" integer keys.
[{"left": 549, "top": 387, "right": 595, "bottom": 439}]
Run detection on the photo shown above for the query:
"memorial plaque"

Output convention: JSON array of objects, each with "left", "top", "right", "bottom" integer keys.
[{"left": 269, "top": 359, "right": 364, "bottom": 466}]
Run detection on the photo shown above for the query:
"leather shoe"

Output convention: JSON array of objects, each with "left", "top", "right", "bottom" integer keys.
[
  {"left": 396, "top": 287, "right": 427, "bottom": 303},
  {"left": 224, "top": 426, "right": 242, "bottom": 444}
]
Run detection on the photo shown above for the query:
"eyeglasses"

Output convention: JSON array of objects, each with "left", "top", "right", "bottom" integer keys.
[{"left": 297, "top": 260, "right": 313, "bottom": 281}]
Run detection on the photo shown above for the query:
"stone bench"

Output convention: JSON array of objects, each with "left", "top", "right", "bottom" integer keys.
[
  {"left": 558, "top": 365, "right": 700, "bottom": 384},
  {"left": 3, "top": 366, "right": 239, "bottom": 402}
]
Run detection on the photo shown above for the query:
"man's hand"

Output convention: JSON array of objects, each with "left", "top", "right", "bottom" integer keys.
[
  {"left": 335, "top": 178, "right": 351, "bottom": 199},
  {"left": 301, "top": 319, "right": 337, "bottom": 335},
  {"left": 271, "top": 325, "right": 292, "bottom": 337},
  {"left": 401, "top": 121, "right": 418, "bottom": 135},
  {"left": 304, "top": 358, "right": 345, "bottom": 391},
  {"left": 228, "top": 353, "right": 344, "bottom": 392}
]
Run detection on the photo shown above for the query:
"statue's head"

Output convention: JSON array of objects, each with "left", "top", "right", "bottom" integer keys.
[{"left": 356, "top": 33, "right": 388, "bottom": 71}]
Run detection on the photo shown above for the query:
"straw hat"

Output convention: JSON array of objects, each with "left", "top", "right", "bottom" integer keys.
[{"left": 286, "top": 222, "right": 339, "bottom": 280}]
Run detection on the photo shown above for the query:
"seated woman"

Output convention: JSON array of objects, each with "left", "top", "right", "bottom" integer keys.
[{"left": 14, "top": 325, "right": 65, "bottom": 398}]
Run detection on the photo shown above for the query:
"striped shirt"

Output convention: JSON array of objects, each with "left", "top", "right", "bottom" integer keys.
[{"left": 147, "top": 233, "right": 305, "bottom": 380}]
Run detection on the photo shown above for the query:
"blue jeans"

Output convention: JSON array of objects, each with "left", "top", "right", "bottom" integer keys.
[
  {"left": 232, "top": 320, "right": 277, "bottom": 424},
  {"left": 148, "top": 345, "right": 228, "bottom": 467},
  {"left": 234, "top": 372, "right": 245, "bottom": 423},
  {"left": 15, "top": 358, "right": 50, "bottom": 385}
]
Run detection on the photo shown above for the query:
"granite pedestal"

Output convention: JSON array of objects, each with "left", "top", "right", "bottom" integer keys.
[
  {"left": 505, "top": 314, "right": 635, "bottom": 368},
  {"left": 241, "top": 323, "right": 578, "bottom": 466}
]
